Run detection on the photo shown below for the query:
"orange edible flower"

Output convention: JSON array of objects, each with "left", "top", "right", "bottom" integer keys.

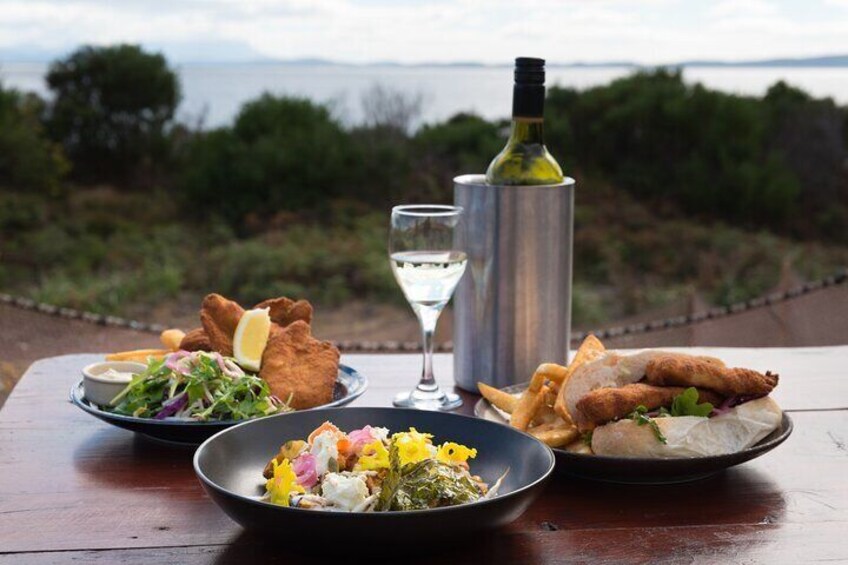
[
  {"left": 337, "top": 437, "right": 353, "bottom": 455},
  {"left": 308, "top": 421, "right": 341, "bottom": 445}
]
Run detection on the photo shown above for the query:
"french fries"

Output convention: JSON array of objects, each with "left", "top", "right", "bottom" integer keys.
[
  {"left": 528, "top": 424, "right": 578, "bottom": 447},
  {"left": 533, "top": 363, "right": 569, "bottom": 386},
  {"left": 510, "top": 384, "right": 549, "bottom": 431},
  {"left": 477, "top": 382, "right": 519, "bottom": 414},
  {"left": 478, "top": 334, "right": 608, "bottom": 452},
  {"left": 160, "top": 329, "right": 185, "bottom": 351},
  {"left": 105, "top": 348, "right": 170, "bottom": 363},
  {"left": 106, "top": 328, "right": 186, "bottom": 365}
]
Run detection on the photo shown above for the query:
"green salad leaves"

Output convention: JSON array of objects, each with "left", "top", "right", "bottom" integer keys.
[
  {"left": 108, "top": 351, "right": 291, "bottom": 421},
  {"left": 667, "top": 387, "right": 714, "bottom": 417}
]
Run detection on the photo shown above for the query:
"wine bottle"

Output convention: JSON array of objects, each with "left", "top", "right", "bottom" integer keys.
[{"left": 485, "top": 57, "right": 564, "bottom": 185}]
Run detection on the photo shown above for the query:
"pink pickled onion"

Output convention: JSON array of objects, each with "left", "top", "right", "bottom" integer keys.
[
  {"left": 348, "top": 426, "right": 376, "bottom": 453},
  {"left": 292, "top": 453, "right": 319, "bottom": 488},
  {"left": 164, "top": 351, "right": 192, "bottom": 375}
]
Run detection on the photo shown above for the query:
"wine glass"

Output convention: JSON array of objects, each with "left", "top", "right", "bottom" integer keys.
[{"left": 389, "top": 205, "right": 467, "bottom": 410}]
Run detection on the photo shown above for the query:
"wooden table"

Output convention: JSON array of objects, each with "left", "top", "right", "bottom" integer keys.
[{"left": 1, "top": 347, "right": 847, "bottom": 564}]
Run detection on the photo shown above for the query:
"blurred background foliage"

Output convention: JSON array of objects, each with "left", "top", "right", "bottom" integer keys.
[{"left": 1, "top": 44, "right": 847, "bottom": 327}]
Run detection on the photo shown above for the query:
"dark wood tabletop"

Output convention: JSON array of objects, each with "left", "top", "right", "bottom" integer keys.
[{"left": 1, "top": 348, "right": 847, "bottom": 564}]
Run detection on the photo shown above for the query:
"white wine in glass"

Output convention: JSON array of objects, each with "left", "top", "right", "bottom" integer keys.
[{"left": 389, "top": 206, "right": 466, "bottom": 410}]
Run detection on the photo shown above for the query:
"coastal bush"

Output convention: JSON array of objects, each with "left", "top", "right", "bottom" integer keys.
[
  {"left": 547, "top": 70, "right": 804, "bottom": 232},
  {"left": 193, "top": 213, "right": 397, "bottom": 306},
  {"left": 413, "top": 113, "right": 505, "bottom": 200},
  {"left": 0, "top": 84, "right": 68, "bottom": 194},
  {"left": 181, "top": 95, "right": 354, "bottom": 228},
  {"left": 46, "top": 44, "right": 180, "bottom": 184}
]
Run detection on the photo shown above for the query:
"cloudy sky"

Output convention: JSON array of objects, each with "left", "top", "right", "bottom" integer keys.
[{"left": 1, "top": 0, "right": 847, "bottom": 64}]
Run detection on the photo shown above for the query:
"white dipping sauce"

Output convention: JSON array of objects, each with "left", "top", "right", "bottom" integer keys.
[{"left": 96, "top": 368, "right": 134, "bottom": 383}]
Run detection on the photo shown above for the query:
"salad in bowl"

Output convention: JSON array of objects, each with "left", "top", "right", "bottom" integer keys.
[
  {"left": 109, "top": 350, "right": 292, "bottom": 421},
  {"left": 262, "top": 421, "right": 506, "bottom": 512}
]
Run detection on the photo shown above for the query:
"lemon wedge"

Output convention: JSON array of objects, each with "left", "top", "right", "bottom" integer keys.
[{"left": 233, "top": 307, "right": 271, "bottom": 372}]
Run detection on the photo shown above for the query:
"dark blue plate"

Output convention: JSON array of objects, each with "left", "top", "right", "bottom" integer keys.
[
  {"left": 70, "top": 364, "right": 367, "bottom": 444},
  {"left": 194, "top": 407, "right": 554, "bottom": 542}
]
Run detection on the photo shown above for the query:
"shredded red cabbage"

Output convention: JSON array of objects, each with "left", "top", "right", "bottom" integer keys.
[
  {"left": 153, "top": 392, "right": 188, "bottom": 419},
  {"left": 711, "top": 394, "right": 763, "bottom": 416}
]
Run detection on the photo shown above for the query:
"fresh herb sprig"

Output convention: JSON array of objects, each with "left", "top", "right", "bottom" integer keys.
[{"left": 628, "top": 405, "right": 667, "bottom": 444}]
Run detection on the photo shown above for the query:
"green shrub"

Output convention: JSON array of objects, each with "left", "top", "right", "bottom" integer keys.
[
  {"left": 181, "top": 95, "right": 354, "bottom": 228},
  {"left": 192, "top": 213, "right": 397, "bottom": 307},
  {"left": 546, "top": 69, "right": 805, "bottom": 233},
  {"left": 413, "top": 113, "right": 505, "bottom": 201},
  {"left": 0, "top": 84, "right": 68, "bottom": 194}
]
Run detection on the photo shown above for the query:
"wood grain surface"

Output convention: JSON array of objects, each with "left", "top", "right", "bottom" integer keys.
[{"left": 1, "top": 348, "right": 847, "bottom": 564}]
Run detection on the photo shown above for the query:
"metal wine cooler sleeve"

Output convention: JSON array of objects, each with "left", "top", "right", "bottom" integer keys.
[{"left": 453, "top": 174, "right": 575, "bottom": 391}]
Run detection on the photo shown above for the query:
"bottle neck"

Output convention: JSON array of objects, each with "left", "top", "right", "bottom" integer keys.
[
  {"left": 510, "top": 82, "right": 545, "bottom": 144},
  {"left": 508, "top": 118, "right": 545, "bottom": 145}
]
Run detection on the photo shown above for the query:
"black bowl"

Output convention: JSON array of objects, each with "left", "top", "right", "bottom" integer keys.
[
  {"left": 70, "top": 364, "right": 367, "bottom": 444},
  {"left": 475, "top": 386, "right": 794, "bottom": 484},
  {"left": 193, "top": 407, "right": 555, "bottom": 541}
]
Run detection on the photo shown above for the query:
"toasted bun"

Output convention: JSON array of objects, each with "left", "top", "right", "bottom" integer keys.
[
  {"left": 590, "top": 396, "right": 782, "bottom": 458},
  {"left": 558, "top": 350, "right": 670, "bottom": 428}
]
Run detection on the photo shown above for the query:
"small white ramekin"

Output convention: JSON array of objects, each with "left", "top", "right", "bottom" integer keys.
[{"left": 82, "top": 361, "right": 146, "bottom": 406}]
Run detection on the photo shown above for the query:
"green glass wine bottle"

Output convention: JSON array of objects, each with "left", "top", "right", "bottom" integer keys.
[{"left": 485, "top": 57, "right": 564, "bottom": 185}]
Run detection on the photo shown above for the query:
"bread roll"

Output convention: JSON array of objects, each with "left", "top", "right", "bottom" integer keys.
[
  {"left": 558, "top": 350, "right": 670, "bottom": 428},
  {"left": 591, "top": 396, "right": 782, "bottom": 458}
]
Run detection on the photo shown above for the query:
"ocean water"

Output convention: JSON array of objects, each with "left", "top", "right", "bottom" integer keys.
[{"left": 2, "top": 62, "right": 847, "bottom": 129}]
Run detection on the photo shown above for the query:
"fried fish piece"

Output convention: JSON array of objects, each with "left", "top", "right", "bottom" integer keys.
[
  {"left": 575, "top": 383, "right": 725, "bottom": 432},
  {"left": 179, "top": 327, "right": 213, "bottom": 352},
  {"left": 200, "top": 293, "right": 245, "bottom": 356},
  {"left": 254, "top": 297, "right": 313, "bottom": 327},
  {"left": 259, "top": 321, "right": 340, "bottom": 410},
  {"left": 645, "top": 355, "right": 778, "bottom": 397}
]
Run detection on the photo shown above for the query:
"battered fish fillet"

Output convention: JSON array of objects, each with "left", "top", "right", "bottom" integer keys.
[
  {"left": 645, "top": 355, "right": 778, "bottom": 397},
  {"left": 259, "top": 321, "right": 340, "bottom": 410},
  {"left": 179, "top": 327, "right": 213, "bottom": 352},
  {"left": 254, "top": 297, "right": 313, "bottom": 327},
  {"left": 199, "top": 293, "right": 244, "bottom": 356},
  {"left": 575, "top": 383, "right": 725, "bottom": 432}
]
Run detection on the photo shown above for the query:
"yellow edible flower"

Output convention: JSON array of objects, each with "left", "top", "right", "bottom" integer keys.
[
  {"left": 436, "top": 442, "right": 478, "bottom": 465},
  {"left": 265, "top": 458, "right": 304, "bottom": 507},
  {"left": 354, "top": 439, "right": 390, "bottom": 471},
  {"left": 393, "top": 428, "right": 433, "bottom": 466}
]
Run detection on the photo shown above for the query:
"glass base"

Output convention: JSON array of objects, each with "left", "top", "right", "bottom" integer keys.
[{"left": 393, "top": 388, "right": 462, "bottom": 411}]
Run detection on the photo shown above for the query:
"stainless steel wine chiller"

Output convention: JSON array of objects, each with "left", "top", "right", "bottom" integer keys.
[{"left": 453, "top": 174, "right": 575, "bottom": 391}]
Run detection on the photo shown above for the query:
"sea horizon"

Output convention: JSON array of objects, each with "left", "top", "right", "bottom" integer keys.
[{"left": 3, "top": 60, "right": 847, "bottom": 129}]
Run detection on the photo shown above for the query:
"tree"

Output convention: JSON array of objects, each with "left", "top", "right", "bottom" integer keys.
[
  {"left": 0, "top": 83, "right": 68, "bottom": 194},
  {"left": 46, "top": 44, "right": 180, "bottom": 183}
]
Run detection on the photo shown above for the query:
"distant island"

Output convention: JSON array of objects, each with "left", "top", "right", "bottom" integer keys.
[{"left": 3, "top": 45, "right": 848, "bottom": 68}]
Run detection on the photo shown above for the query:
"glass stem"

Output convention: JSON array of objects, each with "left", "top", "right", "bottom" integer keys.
[{"left": 417, "top": 306, "right": 441, "bottom": 393}]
